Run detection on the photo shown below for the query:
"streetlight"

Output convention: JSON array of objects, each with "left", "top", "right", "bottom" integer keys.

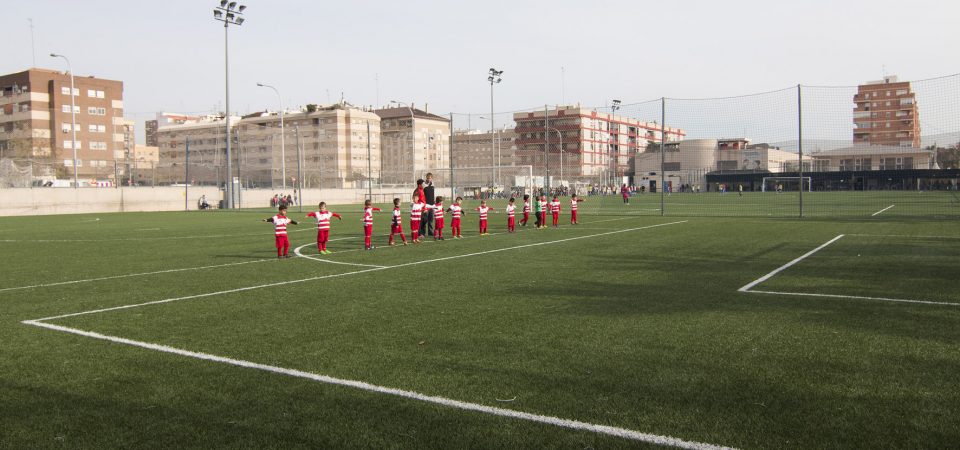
[
  {"left": 610, "top": 99, "right": 621, "bottom": 186},
  {"left": 480, "top": 116, "right": 503, "bottom": 184},
  {"left": 547, "top": 127, "right": 564, "bottom": 187},
  {"left": 390, "top": 100, "right": 416, "bottom": 182},
  {"left": 213, "top": 0, "right": 247, "bottom": 209},
  {"left": 257, "top": 82, "right": 285, "bottom": 190},
  {"left": 50, "top": 53, "right": 77, "bottom": 188},
  {"left": 487, "top": 68, "right": 503, "bottom": 186}
]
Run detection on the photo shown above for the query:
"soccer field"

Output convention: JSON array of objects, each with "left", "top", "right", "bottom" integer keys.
[{"left": 2, "top": 199, "right": 959, "bottom": 449}]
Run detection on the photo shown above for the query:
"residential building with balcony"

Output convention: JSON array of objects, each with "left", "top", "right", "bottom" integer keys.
[
  {"left": 853, "top": 76, "right": 920, "bottom": 148},
  {"left": 374, "top": 106, "right": 449, "bottom": 185}
]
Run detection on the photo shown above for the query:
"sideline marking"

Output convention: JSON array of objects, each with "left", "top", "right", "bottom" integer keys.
[
  {"left": 0, "top": 237, "right": 354, "bottom": 292},
  {"left": 293, "top": 244, "right": 388, "bottom": 269},
  {"left": 21, "top": 317, "right": 731, "bottom": 450},
  {"left": 738, "top": 235, "right": 844, "bottom": 292},
  {"left": 29, "top": 221, "right": 687, "bottom": 323},
  {"left": 847, "top": 234, "right": 960, "bottom": 240},
  {"left": 871, "top": 204, "right": 895, "bottom": 216},
  {"left": 743, "top": 290, "right": 959, "bottom": 307},
  {"left": 0, "top": 227, "right": 315, "bottom": 243}
]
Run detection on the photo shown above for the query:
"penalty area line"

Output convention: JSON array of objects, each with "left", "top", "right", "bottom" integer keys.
[
  {"left": 738, "top": 235, "right": 844, "bottom": 292},
  {"left": 871, "top": 204, "right": 895, "bottom": 216},
  {"left": 743, "top": 290, "right": 960, "bottom": 307},
  {"left": 20, "top": 319, "right": 734, "bottom": 450}
]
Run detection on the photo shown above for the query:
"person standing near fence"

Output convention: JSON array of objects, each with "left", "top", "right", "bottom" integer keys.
[
  {"left": 621, "top": 184, "right": 630, "bottom": 204},
  {"left": 419, "top": 173, "right": 436, "bottom": 239}
]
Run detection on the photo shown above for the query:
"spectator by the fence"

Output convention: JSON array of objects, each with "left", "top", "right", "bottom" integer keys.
[{"left": 420, "top": 173, "right": 436, "bottom": 238}]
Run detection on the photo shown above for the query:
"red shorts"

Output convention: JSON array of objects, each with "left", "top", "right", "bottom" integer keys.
[
  {"left": 391, "top": 224, "right": 403, "bottom": 233},
  {"left": 275, "top": 235, "right": 289, "bottom": 249},
  {"left": 435, "top": 218, "right": 445, "bottom": 229},
  {"left": 363, "top": 224, "right": 373, "bottom": 236},
  {"left": 317, "top": 229, "right": 330, "bottom": 243},
  {"left": 410, "top": 220, "right": 420, "bottom": 233}
]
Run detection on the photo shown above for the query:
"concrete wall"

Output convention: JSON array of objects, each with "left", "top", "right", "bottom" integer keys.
[{"left": 0, "top": 186, "right": 420, "bottom": 216}]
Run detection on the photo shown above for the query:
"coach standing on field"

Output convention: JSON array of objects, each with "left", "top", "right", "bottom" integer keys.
[{"left": 419, "top": 172, "right": 436, "bottom": 239}]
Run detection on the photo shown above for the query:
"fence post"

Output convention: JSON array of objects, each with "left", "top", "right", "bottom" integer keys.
[
  {"left": 797, "top": 84, "right": 804, "bottom": 218},
  {"left": 449, "top": 112, "right": 455, "bottom": 201},
  {"left": 185, "top": 137, "right": 190, "bottom": 211},
  {"left": 660, "top": 97, "right": 666, "bottom": 217}
]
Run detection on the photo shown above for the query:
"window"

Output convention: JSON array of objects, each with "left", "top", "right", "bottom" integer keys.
[
  {"left": 62, "top": 105, "right": 71, "bottom": 113},
  {"left": 88, "top": 107, "right": 98, "bottom": 115},
  {"left": 61, "top": 87, "right": 70, "bottom": 95},
  {"left": 89, "top": 124, "right": 98, "bottom": 133},
  {"left": 98, "top": 125, "right": 106, "bottom": 133},
  {"left": 98, "top": 107, "right": 106, "bottom": 115},
  {"left": 64, "top": 159, "right": 74, "bottom": 167},
  {"left": 87, "top": 89, "right": 96, "bottom": 97},
  {"left": 97, "top": 90, "right": 105, "bottom": 99},
  {"left": 64, "top": 140, "right": 73, "bottom": 149},
  {"left": 62, "top": 123, "right": 72, "bottom": 133}
]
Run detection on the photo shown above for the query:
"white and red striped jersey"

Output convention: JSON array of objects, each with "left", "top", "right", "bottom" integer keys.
[
  {"left": 448, "top": 204, "right": 463, "bottom": 220},
  {"left": 362, "top": 207, "right": 380, "bottom": 226},
  {"left": 270, "top": 215, "right": 292, "bottom": 236},
  {"left": 523, "top": 201, "right": 531, "bottom": 213},
  {"left": 475, "top": 206, "right": 492, "bottom": 221},
  {"left": 307, "top": 211, "right": 340, "bottom": 230},
  {"left": 550, "top": 201, "right": 561, "bottom": 213},
  {"left": 570, "top": 199, "right": 580, "bottom": 211},
  {"left": 410, "top": 202, "right": 428, "bottom": 222},
  {"left": 506, "top": 204, "right": 516, "bottom": 218},
  {"left": 392, "top": 207, "right": 403, "bottom": 226},
  {"left": 434, "top": 203, "right": 444, "bottom": 220}
]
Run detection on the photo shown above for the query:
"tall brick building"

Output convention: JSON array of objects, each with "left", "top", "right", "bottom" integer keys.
[
  {"left": 0, "top": 68, "right": 124, "bottom": 181},
  {"left": 853, "top": 76, "right": 920, "bottom": 148}
]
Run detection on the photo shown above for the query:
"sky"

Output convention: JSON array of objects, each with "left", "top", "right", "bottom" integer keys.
[{"left": 2, "top": 0, "right": 958, "bottom": 144}]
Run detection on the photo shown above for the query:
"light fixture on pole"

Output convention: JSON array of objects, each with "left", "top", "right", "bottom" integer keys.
[
  {"left": 50, "top": 53, "right": 78, "bottom": 188},
  {"left": 213, "top": 0, "right": 247, "bottom": 208},
  {"left": 487, "top": 68, "right": 503, "bottom": 186},
  {"left": 390, "top": 100, "right": 416, "bottom": 182},
  {"left": 257, "top": 82, "right": 285, "bottom": 190},
  {"left": 609, "top": 99, "right": 621, "bottom": 186}
]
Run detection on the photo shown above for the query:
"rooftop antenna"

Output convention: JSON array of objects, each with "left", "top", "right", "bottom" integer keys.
[
  {"left": 375, "top": 73, "right": 379, "bottom": 108},
  {"left": 29, "top": 19, "right": 36, "bottom": 68},
  {"left": 561, "top": 66, "right": 566, "bottom": 105}
]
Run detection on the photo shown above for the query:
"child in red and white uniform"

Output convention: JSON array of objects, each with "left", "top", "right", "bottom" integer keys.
[
  {"left": 539, "top": 194, "right": 548, "bottom": 228},
  {"left": 263, "top": 205, "right": 298, "bottom": 258},
  {"left": 447, "top": 197, "right": 465, "bottom": 238},
  {"left": 410, "top": 194, "right": 429, "bottom": 243},
  {"left": 570, "top": 194, "right": 584, "bottom": 225},
  {"left": 550, "top": 196, "right": 561, "bottom": 227},
  {"left": 475, "top": 200, "right": 495, "bottom": 235},
  {"left": 520, "top": 194, "right": 531, "bottom": 227},
  {"left": 388, "top": 197, "right": 407, "bottom": 246},
  {"left": 362, "top": 199, "right": 381, "bottom": 250},
  {"left": 433, "top": 196, "right": 445, "bottom": 240},
  {"left": 505, "top": 197, "right": 517, "bottom": 232},
  {"left": 306, "top": 202, "right": 341, "bottom": 254}
]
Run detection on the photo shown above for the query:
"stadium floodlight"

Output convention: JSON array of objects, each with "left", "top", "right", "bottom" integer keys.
[
  {"left": 212, "top": 1, "right": 247, "bottom": 208},
  {"left": 487, "top": 68, "right": 503, "bottom": 184},
  {"left": 257, "top": 82, "right": 286, "bottom": 190},
  {"left": 50, "top": 52, "right": 78, "bottom": 189}
]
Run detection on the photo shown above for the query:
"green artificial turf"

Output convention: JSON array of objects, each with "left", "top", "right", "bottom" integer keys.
[{"left": 1, "top": 196, "right": 958, "bottom": 449}]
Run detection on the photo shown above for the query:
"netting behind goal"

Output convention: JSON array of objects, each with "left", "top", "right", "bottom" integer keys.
[
  {"left": 416, "top": 165, "right": 535, "bottom": 200},
  {"left": 761, "top": 177, "right": 812, "bottom": 192}
]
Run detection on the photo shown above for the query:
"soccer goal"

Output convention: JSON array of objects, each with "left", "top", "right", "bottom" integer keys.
[
  {"left": 762, "top": 176, "right": 812, "bottom": 193},
  {"left": 415, "top": 165, "right": 535, "bottom": 200}
]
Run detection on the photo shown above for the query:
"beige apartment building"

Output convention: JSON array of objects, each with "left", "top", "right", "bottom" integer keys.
[
  {"left": 0, "top": 68, "right": 124, "bottom": 182},
  {"left": 853, "top": 76, "right": 920, "bottom": 148},
  {"left": 375, "top": 107, "right": 450, "bottom": 185},
  {"left": 145, "top": 112, "right": 203, "bottom": 147},
  {"left": 450, "top": 128, "right": 518, "bottom": 186},
  {"left": 513, "top": 105, "right": 685, "bottom": 185},
  {"left": 157, "top": 103, "right": 381, "bottom": 189}
]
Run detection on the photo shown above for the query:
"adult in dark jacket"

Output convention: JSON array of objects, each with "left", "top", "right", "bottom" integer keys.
[{"left": 420, "top": 173, "right": 436, "bottom": 238}]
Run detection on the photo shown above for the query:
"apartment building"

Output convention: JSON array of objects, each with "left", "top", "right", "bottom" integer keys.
[
  {"left": 0, "top": 68, "right": 124, "bottom": 181},
  {"left": 513, "top": 105, "right": 685, "bottom": 185},
  {"left": 853, "top": 76, "right": 920, "bottom": 148},
  {"left": 450, "top": 128, "right": 517, "bottom": 186},
  {"left": 157, "top": 104, "right": 381, "bottom": 188},
  {"left": 145, "top": 112, "right": 203, "bottom": 146},
  {"left": 374, "top": 106, "right": 450, "bottom": 184}
]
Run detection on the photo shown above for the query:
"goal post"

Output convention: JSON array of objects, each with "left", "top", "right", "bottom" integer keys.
[
  {"left": 762, "top": 176, "right": 812, "bottom": 193},
  {"left": 416, "top": 165, "right": 535, "bottom": 200}
]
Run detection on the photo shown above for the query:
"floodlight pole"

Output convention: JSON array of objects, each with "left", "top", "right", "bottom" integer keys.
[
  {"left": 797, "top": 84, "right": 804, "bottom": 218},
  {"left": 213, "top": 1, "right": 247, "bottom": 208},
  {"left": 448, "top": 112, "right": 454, "bottom": 201},
  {"left": 660, "top": 97, "right": 665, "bottom": 217},
  {"left": 50, "top": 53, "right": 77, "bottom": 188}
]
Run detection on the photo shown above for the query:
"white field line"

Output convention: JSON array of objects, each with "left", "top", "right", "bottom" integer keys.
[
  {"left": 743, "top": 290, "right": 960, "bottom": 307},
  {"left": 29, "top": 221, "right": 686, "bottom": 323},
  {"left": 20, "top": 320, "right": 733, "bottom": 449},
  {"left": 738, "top": 235, "right": 844, "bottom": 292},
  {"left": 871, "top": 204, "right": 895, "bottom": 216},
  {"left": 293, "top": 244, "right": 388, "bottom": 269},
  {"left": 847, "top": 234, "right": 960, "bottom": 240},
  {"left": 0, "top": 237, "right": 356, "bottom": 293},
  {"left": 0, "top": 227, "right": 315, "bottom": 243}
]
